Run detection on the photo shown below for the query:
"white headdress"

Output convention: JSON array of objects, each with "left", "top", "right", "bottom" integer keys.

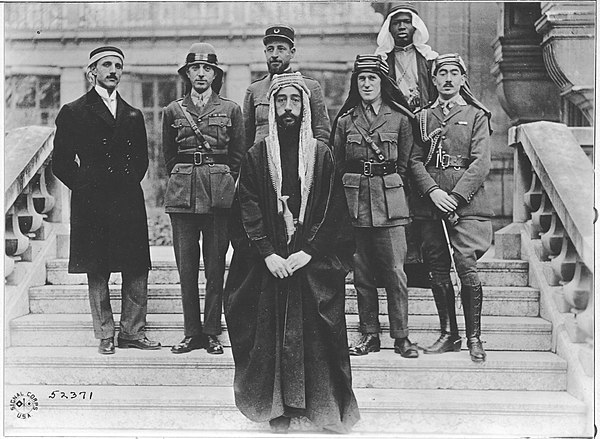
[
  {"left": 375, "top": 8, "right": 438, "bottom": 61},
  {"left": 266, "top": 72, "right": 317, "bottom": 225}
]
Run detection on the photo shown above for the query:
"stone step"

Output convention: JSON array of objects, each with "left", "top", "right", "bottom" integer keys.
[
  {"left": 46, "top": 251, "right": 529, "bottom": 287},
  {"left": 5, "top": 347, "right": 567, "bottom": 391},
  {"left": 4, "top": 384, "right": 588, "bottom": 436},
  {"left": 29, "top": 284, "right": 540, "bottom": 317},
  {"left": 9, "top": 314, "right": 552, "bottom": 351}
]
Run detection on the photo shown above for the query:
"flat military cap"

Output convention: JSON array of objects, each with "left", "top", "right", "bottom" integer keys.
[{"left": 263, "top": 25, "right": 295, "bottom": 46}]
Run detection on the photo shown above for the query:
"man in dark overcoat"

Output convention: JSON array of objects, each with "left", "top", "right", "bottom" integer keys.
[
  {"left": 225, "top": 73, "right": 359, "bottom": 434},
  {"left": 243, "top": 25, "right": 330, "bottom": 148},
  {"left": 409, "top": 53, "right": 493, "bottom": 362},
  {"left": 162, "top": 43, "right": 245, "bottom": 355},
  {"left": 332, "top": 55, "right": 419, "bottom": 358},
  {"left": 52, "top": 46, "right": 159, "bottom": 355}
]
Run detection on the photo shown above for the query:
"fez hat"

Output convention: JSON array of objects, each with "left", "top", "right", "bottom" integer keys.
[
  {"left": 353, "top": 54, "right": 390, "bottom": 77},
  {"left": 263, "top": 25, "right": 295, "bottom": 47},
  {"left": 177, "top": 42, "right": 223, "bottom": 77},
  {"left": 88, "top": 46, "right": 124, "bottom": 67},
  {"left": 387, "top": 2, "right": 419, "bottom": 17}
]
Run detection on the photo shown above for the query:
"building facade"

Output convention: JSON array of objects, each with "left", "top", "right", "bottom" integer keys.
[{"left": 5, "top": 1, "right": 594, "bottom": 225}]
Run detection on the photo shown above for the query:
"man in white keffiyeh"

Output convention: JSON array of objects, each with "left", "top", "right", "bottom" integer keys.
[
  {"left": 225, "top": 72, "right": 359, "bottom": 433},
  {"left": 375, "top": 2, "right": 438, "bottom": 111}
]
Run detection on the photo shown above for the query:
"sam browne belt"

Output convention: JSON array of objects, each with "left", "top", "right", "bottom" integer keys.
[
  {"left": 176, "top": 151, "right": 228, "bottom": 166},
  {"left": 346, "top": 160, "right": 397, "bottom": 177},
  {"left": 427, "top": 153, "right": 470, "bottom": 169}
]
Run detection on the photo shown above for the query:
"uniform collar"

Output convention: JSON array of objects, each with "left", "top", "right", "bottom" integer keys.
[
  {"left": 94, "top": 84, "right": 117, "bottom": 101},
  {"left": 431, "top": 94, "right": 467, "bottom": 109},
  {"left": 191, "top": 87, "right": 212, "bottom": 106}
]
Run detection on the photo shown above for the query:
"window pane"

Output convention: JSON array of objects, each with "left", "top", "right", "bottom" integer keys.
[
  {"left": 141, "top": 82, "right": 154, "bottom": 108},
  {"left": 157, "top": 80, "right": 177, "bottom": 107},
  {"left": 11, "top": 75, "right": 37, "bottom": 108},
  {"left": 39, "top": 76, "right": 60, "bottom": 109}
]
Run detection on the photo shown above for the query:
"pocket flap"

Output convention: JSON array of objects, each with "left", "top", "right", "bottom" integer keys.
[
  {"left": 208, "top": 164, "right": 231, "bottom": 174},
  {"left": 171, "top": 163, "right": 194, "bottom": 175},
  {"left": 347, "top": 134, "right": 362, "bottom": 145},
  {"left": 383, "top": 172, "right": 403, "bottom": 188},
  {"left": 171, "top": 118, "right": 190, "bottom": 129},
  {"left": 208, "top": 116, "right": 232, "bottom": 127},
  {"left": 342, "top": 173, "right": 361, "bottom": 188},
  {"left": 379, "top": 132, "right": 398, "bottom": 143}
]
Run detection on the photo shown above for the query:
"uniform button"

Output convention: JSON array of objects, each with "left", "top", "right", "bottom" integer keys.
[
  {"left": 442, "top": 135, "right": 447, "bottom": 140},
  {"left": 105, "top": 152, "right": 110, "bottom": 157},
  {"left": 442, "top": 122, "right": 447, "bottom": 127}
]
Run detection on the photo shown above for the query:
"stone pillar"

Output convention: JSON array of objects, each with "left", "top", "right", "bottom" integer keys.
[
  {"left": 491, "top": 2, "right": 560, "bottom": 125},
  {"left": 60, "top": 66, "right": 85, "bottom": 105},
  {"left": 535, "top": 2, "right": 595, "bottom": 126}
]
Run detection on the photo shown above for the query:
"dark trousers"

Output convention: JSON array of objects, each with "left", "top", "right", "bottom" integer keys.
[
  {"left": 419, "top": 218, "right": 492, "bottom": 286},
  {"left": 87, "top": 270, "right": 148, "bottom": 340},
  {"left": 354, "top": 225, "right": 409, "bottom": 339},
  {"left": 170, "top": 212, "right": 229, "bottom": 336}
]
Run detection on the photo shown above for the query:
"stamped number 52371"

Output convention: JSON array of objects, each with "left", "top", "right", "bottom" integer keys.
[{"left": 48, "top": 390, "right": 93, "bottom": 400}]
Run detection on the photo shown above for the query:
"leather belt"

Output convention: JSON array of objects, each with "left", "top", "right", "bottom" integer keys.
[
  {"left": 346, "top": 160, "right": 397, "bottom": 177},
  {"left": 428, "top": 153, "right": 470, "bottom": 169},
  {"left": 176, "top": 151, "right": 228, "bottom": 166}
]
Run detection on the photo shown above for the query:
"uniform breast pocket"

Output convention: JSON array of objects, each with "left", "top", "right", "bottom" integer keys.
[
  {"left": 209, "top": 164, "right": 235, "bottom": 208},
  {"left": 342, "top": 173, "right": 361, "bottom": 220},
  {"left": 208, "top": 116, "right": 232, "bottom": 146},
  {"left": 379, "top": 132, "right": 398, "bottom": 160},
  {"left": 344, "top": 134, "right": 364, "bottom": 160},
  {"left": 382, "top": 173, "right": 409, "bottom": 220},
  {"left": 165, "top": 164, "right": 193, "bottom": 208},
  {"left": 172, "top": 119, "right": 195, "bottom": 149}
]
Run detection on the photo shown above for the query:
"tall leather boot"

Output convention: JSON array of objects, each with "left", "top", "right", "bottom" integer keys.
[
  {"left": 424, "top": 281, "right": 461, "bottom": 354},
  {"left": 461, "top": 283, "right": 486, "bottom": 362}
]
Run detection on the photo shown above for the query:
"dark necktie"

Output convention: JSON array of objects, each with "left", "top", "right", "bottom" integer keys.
[{"left": 365, "top": 104, "right": 375, "bottom": 124}]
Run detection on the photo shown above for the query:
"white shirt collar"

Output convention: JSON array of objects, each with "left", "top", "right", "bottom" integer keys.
[
  {"left": 94, "top": 84, "right": 116, "bottom": 101},
  {"left": 191, "top": 87, "right": 212, "bottom": 106},
  {"left": 394, "top": 44, "right": 415, "bottom": 53},
  {"left": 431, "top": 94, "right": 467, "bottom": 109}
]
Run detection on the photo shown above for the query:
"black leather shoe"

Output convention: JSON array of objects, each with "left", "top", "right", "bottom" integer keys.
[
  {"left": 171, "top": 335, "right": 207, "bottom": 354},
  {"left": 467, "top": 337, "right": 486, "bottom": 363},
  {"left": 349, "top": 334, "right": 380, "bottom": 356},
  {"left": 269, "top": 415, "right": 291, "bottom": 433},
  {"left": 117, "top": 336, "right": 161, "bottom": 350},
  {"left": 394, "top": 337, "right": 419, "bottom": 358},
  {"left": 206, "top": 335, "right": 224, "bottom": 355},
  {"left": 98, "top": 337, "right": 115, "bottom": 355},
  {"left": 424, "top": 333, "right": 462, "bottom": 354}
]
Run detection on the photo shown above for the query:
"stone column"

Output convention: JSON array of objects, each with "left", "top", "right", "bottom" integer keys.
[
  {"left": 59, "top": 66, "right": 85, "bottom": 105},
  {"left": 491, "top": 2, "right": 560, "bottom": 125},
  {"left": 535, "top": 2, "right": 595, "bottom": 126},
  {"left": 224, "top": 64, "right": 251, "bottom": 108}
]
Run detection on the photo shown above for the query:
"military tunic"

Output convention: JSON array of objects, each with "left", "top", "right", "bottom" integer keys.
[
  {"left": 409, "top": 99, "right": 493, "bottom": 285},
  {"left": 333, "top": 102, "right": 413, "bottom": 338},
  {"left": 162, "top": 91, "right": 245, "bottom": 337}
]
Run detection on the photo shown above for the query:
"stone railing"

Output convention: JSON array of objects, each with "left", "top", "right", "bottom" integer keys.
[
  {"left": 508, "top": 121, "right": 593, "bottom": 383},
  {"left": 4, "top": 126, "right": 68, "bottom": 343}
]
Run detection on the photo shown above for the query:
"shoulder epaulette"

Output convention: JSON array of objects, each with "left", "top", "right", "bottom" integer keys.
[
  {"left": 250, "top": 74, "right": 269, "bottom": 84},
  {"left": 340, "top": 106, "right": 356, "bottom": 119}
]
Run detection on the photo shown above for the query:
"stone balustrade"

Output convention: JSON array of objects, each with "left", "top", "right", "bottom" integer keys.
[
  {"left": 509, "top": 121, "right": 593, "bottom": 375},
  {"left": 5, "top": 126, "right": 64, "bottom": 285}
]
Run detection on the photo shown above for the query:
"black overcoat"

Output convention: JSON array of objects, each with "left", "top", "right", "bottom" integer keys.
[
  {"left": 52, "top": 88, "right": 151, "bottom": 274},
  {"left": 224, "top": 139, "right": 359, "bottom": 433}
]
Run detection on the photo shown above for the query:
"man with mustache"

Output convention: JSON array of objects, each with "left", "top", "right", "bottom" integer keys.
[
  {"left": 53, "top": 46, "right": 159, "bottom": 354},
  {"left": 162, "top": 43, "right": 245, "bottom": 355},
  {"left": 225, "top": 72, "right": 359, "bottom": 434},
  {"left": 243, "top": 25, "right": 330, "bottom": 148},
  {"left": 409, "top": 53, "right": 493, "bottom": 363}
]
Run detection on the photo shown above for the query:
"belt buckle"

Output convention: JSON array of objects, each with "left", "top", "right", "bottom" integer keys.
[
  {"left": 363, "top": 161, "right": 374, "bottom": 177},
  {"left": 440, "top": 153, "right": 450, "bottom": 169},
  {"left": 193, "top": 152, "right": 203, "bottom": 165}
]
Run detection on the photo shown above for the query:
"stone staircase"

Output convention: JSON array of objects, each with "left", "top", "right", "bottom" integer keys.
[{"left": 5, "top": 245, "right": 589, "bottom": 436}]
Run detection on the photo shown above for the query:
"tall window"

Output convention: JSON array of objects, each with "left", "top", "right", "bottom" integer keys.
[
  {"left": 5, "top": 75, "right": 60, "bottom": 130},
  {"left": 128, "top": 74, "right": 184, "bottom": 207}
]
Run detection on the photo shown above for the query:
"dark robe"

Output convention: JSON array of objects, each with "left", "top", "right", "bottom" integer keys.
[{"left": 224, "top": 127, "right": 359, "bottom": 433}]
